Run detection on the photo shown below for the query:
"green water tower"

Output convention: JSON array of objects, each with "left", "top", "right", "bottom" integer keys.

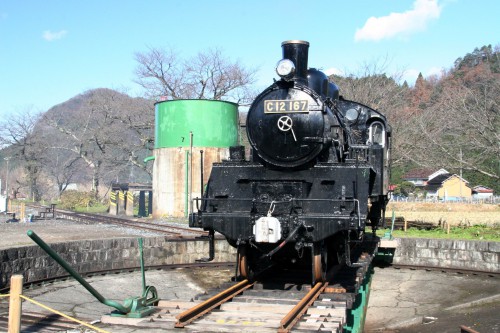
[{"left": 152, "top": 100, "right": 239, "bottom": 218}]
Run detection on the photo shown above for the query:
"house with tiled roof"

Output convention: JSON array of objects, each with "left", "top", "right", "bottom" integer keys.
[
  {"left": 425, "top": 173, "right": 472, "bottom": 200},
  {"left": 472, "top": 185, "right": 494, "bottom": 199},
  {"left": 402, "top": 168, "right": 448, "bottom": 187}
]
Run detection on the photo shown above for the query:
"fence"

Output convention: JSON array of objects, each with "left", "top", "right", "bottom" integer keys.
[{"left": 390, "top": 196, "right": 500, "bottom": 204}]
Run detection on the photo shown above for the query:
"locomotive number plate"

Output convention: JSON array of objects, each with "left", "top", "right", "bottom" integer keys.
[{"left": 264, "top": 100, "right": 309, "bottom": 113}]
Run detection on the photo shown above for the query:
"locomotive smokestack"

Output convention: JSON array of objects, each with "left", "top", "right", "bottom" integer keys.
[{"left": 281, "top": 40, "right": 309, "bottom": 84}]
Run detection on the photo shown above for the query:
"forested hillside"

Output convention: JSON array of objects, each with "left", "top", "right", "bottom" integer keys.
[
  {"left": 0, "top": 89, "right": 154, "bottom": 201},
  {"left": 332, "top": 44, "right": 500, "bottom": 193}
]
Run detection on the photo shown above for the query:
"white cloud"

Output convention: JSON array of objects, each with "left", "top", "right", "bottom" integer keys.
[
  {"left": 324, "top": 67, "right": 344, "bottom": 76},
  {"left": 42, "top": 30, "right": 68, "bottom": 41},
  {"left": 354, "top": 0, "right": 441, "bottom": 42}
]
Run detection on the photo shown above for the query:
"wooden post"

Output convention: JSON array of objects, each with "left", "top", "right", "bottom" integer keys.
[
  {"left": 8, "top": 274, "right": 23, "bottom": 333},
  {"left": 109, "top": 191, "right": 118, "bottom": 215},
  {"left": 404, "top": 219, "right": 407, "bottom": 232},
  {"left": 117, "top": 191, "right": 125, "bottom": 215},
  {"left": 20, "top": 203, "right": 25, "bottom": 221}
]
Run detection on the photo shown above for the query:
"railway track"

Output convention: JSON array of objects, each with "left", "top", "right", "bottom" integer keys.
[
  {"left": 26, "top": 203, "right": 208, "bottom": 238},
  {"left": 0, "top": 262, "right": 234, "bottom": 332},
  {"left": 102, "top": 239, "right": 378, "bottom": 332},
  {"left": 3, "top": 254, "right": 494, "bottom": 332},
  {"left": 391, "top": 263, "right": 500, "bottom": 277},
  {"left": 0, "top": 262, "right": 234, "bottom": 294},
  {"left": 58, "top": 210, "right": 208, "bottom": 238}
]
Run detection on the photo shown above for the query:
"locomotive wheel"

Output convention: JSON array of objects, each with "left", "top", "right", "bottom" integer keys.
[
  {"left": 238, "top": 245, "right": 255, "bottom": 281},
  {"left": 312, "top": 244, "right": 327, "bottom": 283}
]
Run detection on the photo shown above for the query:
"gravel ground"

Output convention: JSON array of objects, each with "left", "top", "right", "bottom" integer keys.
[{"left": 0, "top": 213, "right": 180, "bottom": 250}]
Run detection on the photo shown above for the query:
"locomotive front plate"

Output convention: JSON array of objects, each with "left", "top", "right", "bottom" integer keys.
[{"left": 264, "top": 100, "right": 309, "bottom": 113}]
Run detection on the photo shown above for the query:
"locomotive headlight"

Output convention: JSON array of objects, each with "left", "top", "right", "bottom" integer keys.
[
  {"left": 345, "top": 108, "right": 359, "bottom": 122},
  {"left": 276, "top": 59, "right": 295, "bottom": 79}
]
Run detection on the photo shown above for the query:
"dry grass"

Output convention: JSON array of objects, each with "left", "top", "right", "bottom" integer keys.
[{"left": 387, "top": 202, "right": 500, "bottom": 226}]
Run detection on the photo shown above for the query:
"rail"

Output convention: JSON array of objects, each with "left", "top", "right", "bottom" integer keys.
[
  {"left": 56, "top": 210, "right": 208, "bottom": 238},
  {"left": 175, "top": 279, "right": 254, "bottom": 327},
  {"left": 460, "top": 325, "right": 481, "bottom": 333},
  {"left": 278, "top": 281, "right": 329, "bottom": 333}
]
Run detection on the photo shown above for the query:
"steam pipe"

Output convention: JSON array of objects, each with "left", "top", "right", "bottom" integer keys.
[
  {"left": 185, "top": 150, "right": 189, "bottom": 217},
  {"left": 143, "top": 156, "right": 155, "bottom": 163},
  {"left": 200, "top": 150, "right": 204, "bottom": 201}
]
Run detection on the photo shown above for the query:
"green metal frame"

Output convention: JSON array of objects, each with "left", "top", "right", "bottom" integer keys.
[
  {"left": 344, "top": 266, "right": 374, "bottom": 333},
  {"left": 376, "top": 210, "right": 397, "bottom": 264}
]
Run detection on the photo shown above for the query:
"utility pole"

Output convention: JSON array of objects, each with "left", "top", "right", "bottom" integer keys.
[
  {"left": 4, "top": 157, "right": 10, "bottom": 208},
  {"left": 459, "top": 148, "right": 463, "bottom": 200}
]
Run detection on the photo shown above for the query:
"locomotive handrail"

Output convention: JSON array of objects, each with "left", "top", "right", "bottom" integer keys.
[
  {"left": 192, "top": 197, "right": 362, "bottom": 227},
  {"left": 192, "top": 197, "right": 362, "bottom": 204}
]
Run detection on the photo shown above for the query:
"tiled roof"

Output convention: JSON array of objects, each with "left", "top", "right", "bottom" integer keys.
[
  {"left": 402, "top": 168, "right": 434, "bottom": 180},
  {"left": 472, "top": 186, "right": 494, "bottom": 193},
  {"left": 425, "top": 173, "right": 452, "bottom": 191}
]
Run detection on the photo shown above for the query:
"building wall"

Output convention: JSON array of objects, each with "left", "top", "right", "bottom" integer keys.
[
  {"left": 437, "top": 176, "right": 472, "bottom": 198},
  {"left": 473, "top": 192, "right": 494, "bottom": 199}
]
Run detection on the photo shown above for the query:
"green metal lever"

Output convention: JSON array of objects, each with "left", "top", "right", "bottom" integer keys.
[{"left": 27, "top": 230, "right": 158, "bottom": 317}]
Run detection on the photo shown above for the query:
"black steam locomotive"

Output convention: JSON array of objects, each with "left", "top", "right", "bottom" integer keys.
[{"left": 190, "top": 40, "right": 391, "bottom": 283}]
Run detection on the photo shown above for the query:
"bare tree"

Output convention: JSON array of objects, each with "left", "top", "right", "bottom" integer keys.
[
  {"left": 134, "top": 46, "right": 258, "bottom": 104},
  {"left": 39, "top": 147, "right": 86, "bottom": 198},
  {"left": 43, "top": 88, "right": 154, "bottom": 199},
  {"left": 134, "top": 47, "right": 187, "bottom": 100},
  {"left": 0, "top": 107, "right": 44, "bottom": 201},
  {"left": 412, "top": 66, "right": 500, "bottom": 180}
]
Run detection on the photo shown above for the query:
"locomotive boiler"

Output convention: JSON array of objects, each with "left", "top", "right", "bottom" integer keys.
[{"left": 190, "top": 40, "right": 391, "bottom": 283}]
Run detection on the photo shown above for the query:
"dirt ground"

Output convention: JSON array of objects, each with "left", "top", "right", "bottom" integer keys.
[
  {"left": 0, "top": 215, "right": 165, "bottom": 250},
  {"left": 387, "top": 202, "right": 500, "bottom": 226}
]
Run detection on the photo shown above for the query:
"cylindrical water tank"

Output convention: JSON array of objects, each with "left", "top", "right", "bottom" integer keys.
[{"left": 152, "top": 100, "right": 238, "bottom": 218}]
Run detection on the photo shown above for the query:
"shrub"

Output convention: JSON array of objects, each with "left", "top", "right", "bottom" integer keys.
[{"left": 58, "top": 190, "right": 99, "bottom": 210}]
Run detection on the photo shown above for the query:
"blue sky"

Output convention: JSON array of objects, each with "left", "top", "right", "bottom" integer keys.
[{"left": 0, "top": 0, "right": 498, "bottom": 117}]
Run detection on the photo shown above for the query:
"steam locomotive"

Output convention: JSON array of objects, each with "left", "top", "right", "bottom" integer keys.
[{"left": 190, "top": 40, "right": 391, "bottom": 283}]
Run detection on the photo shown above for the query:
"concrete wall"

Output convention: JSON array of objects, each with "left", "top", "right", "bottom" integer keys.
[
  {"left": 1, "top": 237, "right": 498, "bottom": 290},
  {"left": 392, "top": 238, "right": 499, "bottom": 273},
  {"left": 0, "top": 237, "right": 237, "bottom": 290}
]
